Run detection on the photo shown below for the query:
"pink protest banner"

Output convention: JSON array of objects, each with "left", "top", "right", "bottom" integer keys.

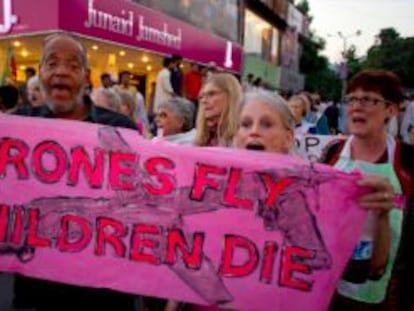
[{"left": 0, "top": 115, "right": 367, "bottom": 310}]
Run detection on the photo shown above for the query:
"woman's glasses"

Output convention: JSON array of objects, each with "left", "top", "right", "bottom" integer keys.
[
  {"left": 344, "top": 95, "right": 391, "bottom": 107},
  {"left": 198, "top": 90, "right": 224, "bottom": 101}
]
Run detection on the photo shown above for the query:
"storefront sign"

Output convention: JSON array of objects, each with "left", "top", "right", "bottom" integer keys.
[
  {"left": 131, "top": 0, "right": 239, "bottom": 44},
  {"left": 136, "top": 15, "right": 182, "bottom": 50},
  {"left": 84, "top": 0, "right": 134, "bottom": 37},
  {"left": 84, "top": 0, "right": 182, "bottom": 50},
  {"left": 0, "top": 115, "right": 367, "bottom": 310},
  {"left": 64, "top": 0, "right": 242, "bottom": 72},
  {"left": 0, "top": 0, "right": 242, "bottom": 72},
  {"left": 0, "top": 0, "right": 58, "bottom": 35},
  {"left": 0, "top": 0, "right": 18, "bottom": 34}
]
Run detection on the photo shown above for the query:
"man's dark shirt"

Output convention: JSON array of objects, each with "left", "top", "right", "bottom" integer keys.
[
  {"left": 15, "top": 103, "right": 137, "bottom": 130},
  {"left": 324, "top": 104, "right": 340, "bottom": 132},
  {"left": 13, "top": 103, "right": 137, "bottom": 311},
  {"left": 170, "top": 67, "right": 183, "bottom": 96}
]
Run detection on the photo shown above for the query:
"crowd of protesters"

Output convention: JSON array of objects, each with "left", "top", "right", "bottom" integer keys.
[
  {"left": 3, "top": 56, "right": 413, "bottom": 147},
  {"left": 0, "top": 33, "right": 414, "bottom": 311}
]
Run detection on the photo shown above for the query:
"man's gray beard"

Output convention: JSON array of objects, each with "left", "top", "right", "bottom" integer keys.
[
  {"left": 45, "top": 99, "right": 77, "bottom": 113},
  {"left": 42, "top": 85, "right": 84, "bottom": 114}
]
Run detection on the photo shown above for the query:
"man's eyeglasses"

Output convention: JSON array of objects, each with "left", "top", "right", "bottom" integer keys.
[{"left": 344, "top": 95, "right": 390, "bottom": 107}]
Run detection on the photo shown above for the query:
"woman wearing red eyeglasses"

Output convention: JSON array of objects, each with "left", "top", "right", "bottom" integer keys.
[{"left": 321, "top": 70, "right": 414, "bottom": 310}]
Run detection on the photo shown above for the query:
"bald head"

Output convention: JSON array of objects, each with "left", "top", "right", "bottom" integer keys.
[
  {"left": 39, "top": 33, "right": 88, "bottom": 115},
  {"left": 41, "top": 33, "right": 88, "bottom": 70}
]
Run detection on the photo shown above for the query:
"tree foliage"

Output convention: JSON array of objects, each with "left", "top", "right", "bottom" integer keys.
[
  {"left": 296, "top": 0, "right": 310, "bottom": 16},
  {"left": 362, "top": 28, "right": 414, "bottom": 88},
  {"left": 300, "top": 33, "right": 342, "bottom": 100},
  {"left": 343, "top": 44, "right": 362, "bottom": 80},
  {"left": 295, "top": 0, "right": 342, "bottom": 100},
  {"left": 296, "top": 0, "right": 342, "bottom": 100}
]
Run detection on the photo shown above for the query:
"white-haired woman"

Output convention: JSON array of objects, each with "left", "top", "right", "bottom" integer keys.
[
  {"left": 27, "top": 76, "right": 45, "bottom": 108},
  {"left": 154, "top": 97, "right": 196, "bottom": 145},
  {"left": 235, "top": 90, "right": 399, "bottom": 310},
  {"left": 234, "top": 91, "right": 295, "bottom": 153},
  {"left": 91, "top": 88, "right": 122, "bottom": 113}
]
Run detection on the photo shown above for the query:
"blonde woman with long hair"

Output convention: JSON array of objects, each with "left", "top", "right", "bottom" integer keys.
[
  {"left": 194, "top": 73, "right": 242, "bottom": 147},
  {"left": 164, "top": 74, "right": 242, "bottom": 311}
]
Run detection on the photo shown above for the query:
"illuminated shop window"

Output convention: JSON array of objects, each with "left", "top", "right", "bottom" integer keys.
[{"left": 244, "top": 10, "right": 280, "bottom": 65}]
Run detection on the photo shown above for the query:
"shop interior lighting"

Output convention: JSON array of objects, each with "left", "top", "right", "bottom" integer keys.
[
  {"left": 246, "top": 10, "right": 270, "bottom": 32},
  {"left": 142, "top": 56, "right": 149, "bottom": 63},
  {"left": 245, "top": 14, "right": 254, "bottom": 21},
  {"left": 255, "top": 22, "right": 269, "bottom": 31},
  {"left": 119, "top": 50, "right": 126, "bottom": 56},
  {"left": 146, "top": 65, "right": 152, "bottom": 71},
  {"left": 21, "top": 49, "right": 29, "bottom": 58},
  {"left": 19, "top": 65, "right": 26, "bottom": 70},
  {"left": 246, "top": 10, "right": 258, "bottom": 22},
  {"left": 128, "top": 62, "right": 134, "bottom": 69},
  {"left": 13, "top": 41, "right": 21, "bottom": 48},
  {"left": 92, "top": 45, "right": 99, "bottom": 50}
]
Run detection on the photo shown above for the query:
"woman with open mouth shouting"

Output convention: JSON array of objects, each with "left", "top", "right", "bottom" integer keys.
[
  {"left": 234, "top": 91, "right": 295, "bottom": 154},
  {"left": 321, "top": 70, "right": 414, "bottom": 311},
  {"left": 234, "top": 87, "right": 412, "bottom": 310}
]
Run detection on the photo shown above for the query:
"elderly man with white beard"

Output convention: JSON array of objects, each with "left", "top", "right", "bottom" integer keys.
[{"left": 13, "top": 32, "right": 138, "bottom": 311}]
